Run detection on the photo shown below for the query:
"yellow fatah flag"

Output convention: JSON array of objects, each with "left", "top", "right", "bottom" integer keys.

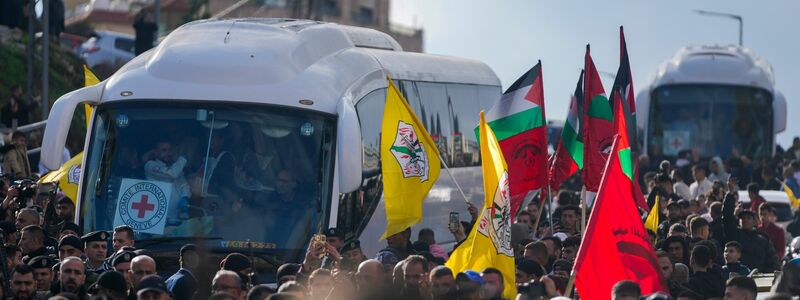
[
  {"left": 784, "top": 183, "right": 799, "bottom": 208},
  {"left": 645, "top": 195, "right": 660, "bottom": 235},
  {"left": 379, "top": 77, "right": 441, "bottom": 240},
  {"left": 83, "top": 64, "right": 99, "bottom": 127},
  {"left": 446, "top": 111, "right": 515, "bottom": 300},
  {"left": 37, "top": 153, "right": 83, "bottom": 204}
]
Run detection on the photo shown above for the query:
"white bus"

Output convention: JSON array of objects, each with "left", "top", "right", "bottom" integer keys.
[
  {"left": 636, "top": 45, "right": 787, "bottom": 162},
  {"left": 40, "top": 18, "right": 500, "bottom": 281}
]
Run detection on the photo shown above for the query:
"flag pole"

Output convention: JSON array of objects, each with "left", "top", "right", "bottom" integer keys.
[
  {"left": 548, "top": 185, "right": 555, "bottom": 236},
  {"left": 530, "top": 191, "right": 546, "bottom": 238},
  {"left": 437, "top": 152, "right": 471, "bottom": 205},
  {"left": 580, "top": 186, "right": 587, "bottom": 235}
]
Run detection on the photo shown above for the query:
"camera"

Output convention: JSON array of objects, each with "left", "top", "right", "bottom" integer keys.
[{"left": 11, "top": 179, "right": 37, "bottom": 207}]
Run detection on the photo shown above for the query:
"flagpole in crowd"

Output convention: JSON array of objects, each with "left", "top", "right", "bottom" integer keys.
[{"left": 438, "top": 153, "right": 472, "bottom": 205}]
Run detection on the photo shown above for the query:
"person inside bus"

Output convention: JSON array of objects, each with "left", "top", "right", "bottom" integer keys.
[{"left": 144, "top": 140, "right": 190, "bottom": 225}]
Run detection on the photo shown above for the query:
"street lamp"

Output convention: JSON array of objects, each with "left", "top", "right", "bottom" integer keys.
[{"left": 695, "top": 9, "right": 743, "bottom": 46}]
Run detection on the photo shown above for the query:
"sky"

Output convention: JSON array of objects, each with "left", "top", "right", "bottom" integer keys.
[{"left": 390, "top": 0, "right": 798, "bottom": 149}]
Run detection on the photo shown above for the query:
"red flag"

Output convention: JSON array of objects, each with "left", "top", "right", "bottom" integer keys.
[
  {"left": 573, "top": 96, "right": 668, "bottom": 298},
  {"left": 582, "top": 45, "right": 613, "bottom": 192},
  {"left": 483, "top": 62, "right": 547, "bottom": 220}
]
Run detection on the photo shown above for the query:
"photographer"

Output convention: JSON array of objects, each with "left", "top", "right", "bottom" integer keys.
[{"left": 0, "top": 179, "right": 39, "bottom": 224}]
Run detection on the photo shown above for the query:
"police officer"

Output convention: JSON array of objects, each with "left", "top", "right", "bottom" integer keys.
[
  {"left": 324, "top": 228, "right": 345, "bottom": 250},
  {"left": 57, "top": 235, "right": 83, "bottom": 260},
  {"left": 111, "top": 251, "right": 136, "bottom": 293},
  {"left": 27, "top": 255, "right": 56, "bottom": 293},
  {"left": 82, "top": 231, "right": 110, "bottom": 274},
  {"left": 340, "top": 240, "right": 366, "bottom": 271}
]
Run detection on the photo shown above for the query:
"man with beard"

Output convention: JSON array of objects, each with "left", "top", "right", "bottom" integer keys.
[
  {"left": 429, "top": 266, "right": 455, "bottom": 300},
  {"left": 52, "top": 257, "right": 88, "bottom": 298},
  {"left": 27, "top": 255, "right": 56, "bottom": 292},
  {"left": 400, "top": 255, "right": 431, "bottom": 299},
  {"left": 10, "top": 264, "right": 36, "bottom": 300}
]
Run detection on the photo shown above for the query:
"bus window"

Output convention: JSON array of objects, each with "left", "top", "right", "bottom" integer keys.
[{"left": 444, "top": 83, "right": 482, "bottom": 167}]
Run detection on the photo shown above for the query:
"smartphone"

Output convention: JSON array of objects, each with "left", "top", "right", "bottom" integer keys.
[
  {"left": 448, "top": 212, "right": 459, "bottom": 232},
  {"left": 312, "top": 234, "right": 326, "bottom": 251}
]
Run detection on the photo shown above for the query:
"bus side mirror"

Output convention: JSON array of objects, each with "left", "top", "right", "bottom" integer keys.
[
  {"left": 41, "top": 85, "right": 102, "bottom": 170},
  {"left": 337, "top": 98, "right": 362, "bottom": 193},
  {"left": 774, "top": 91, "right": 786, "bottom": 133}
]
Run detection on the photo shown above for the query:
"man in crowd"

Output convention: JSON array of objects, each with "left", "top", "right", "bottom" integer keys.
[
  {"left": 112, "top": 225, "right": 136, "bottom": 252},
  {"left": 554, "top": 205, "right": 580, "bottom": 238},
  {"left": 324, "top": 228, "right": 345, "bottom": 250},
  {"left": 746, "top": 183, "right": 766, "bottom": 212},
  {"left": 10, "top": 264, "right": 36, "bottom": 300},
  {"left": 18, "top": 225, "right": 48, "bottom": 263},
  {"left": 355, "top": 259, "right": 387, "bottom": 299},
  {"left": 166, "top": 244, "right": 199, "bottom": 300},
  {"left": 722, "top": 241, "right": 750, "bottom": 279},
  {"left": 3, "top": 131, "right": 31, "bottom": 179},
  {"left": 429, "top": 265, "right": 455, "bottom": 300},
  {"left": 130, "top": 255, "right": 157, "bottom": 294},
  {"left": 54, "top": 257, "right": 88, "bottom": 297},
  {"left": 112, "top": 251, "right": 135, "bottom": 293},
  {"left": 339, "top": 240, "right": 366, "bottom": 272},
  {"left": 211, "top": 270, "right": 244, "bottom": 299},
  {"left": 400, "top": 255, "right": 430, "bottom": 299},
  {"left": 27, "top": 255, "right": 55, "bottom": 292},
  {"left": 724, "top": 276, "right": 757, "bottom": 300},
  {"left": 83, "top": 231, "right": 110, "bottom": 274},
  {"left": 15, "top": 208, "right": 39, "bottom": 231},
  {"left": 722, "top": 192, "right": 777, "bottom": 273},
  {"left": 611, "top": 280, "right": 640, "bottom": 300},
  {"left": 758, "top": 203, "right": 787, "bottom": 259},
  {"left": 481, "top": 267, "right": 505, "bottom": 300},
  {"left": 560, "top": 236, "right": 580, "bottom": 262},
  {"left": 684, "top": 245, "right": 724, "bottom": 298},
  {"left": 689, "top": 164, "right": 712, "bottom": 199},
  {"left": 58, "top": 235, "right": 83, "bottom": 260}
]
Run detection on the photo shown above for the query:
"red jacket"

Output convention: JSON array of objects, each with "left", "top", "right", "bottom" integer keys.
[{"left": 759, "top": 222, "right": 786, "bottom": 259}]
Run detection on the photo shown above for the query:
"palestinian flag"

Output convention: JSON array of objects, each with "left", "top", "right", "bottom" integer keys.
[
  {"left": 610, "top": 26, "right": 638, "bottom": 157},
  {"left": 582, "top": 45, "right": 614, "bottom": 192},
  {"left": 548, "top": 70, "right": 584, "bottom": 191},
  {"left": 610, "top": 27, "right": 648, "bottom": 210},
  {"left": 482, "top": 61, "right": 547, "bottom": 220}
]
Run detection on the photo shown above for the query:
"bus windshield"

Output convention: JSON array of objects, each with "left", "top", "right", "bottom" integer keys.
[
  {"left": 81, "top": 101, "right": 335, "bottom": 252},
  {"left": 647, "top": 84, "right": 773, "bottom": 160}
]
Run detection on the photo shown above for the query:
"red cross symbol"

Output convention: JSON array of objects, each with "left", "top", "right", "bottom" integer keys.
[
  {"left": 670, "top": 137, "right": 683, "bottom": 150},
  {"left": 131, "top": 195, "right": 155, "bottom": 218}
]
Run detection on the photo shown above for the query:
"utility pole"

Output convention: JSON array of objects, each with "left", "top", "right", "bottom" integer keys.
[
  {"left": 42, "top": 0, "right": 50, "bottom": 120},
  {"left": 695, "top": 10, "right": 743, "bottom": 46},
  {"left": 26, "top": 0, "right": 35, "bottom": 117}
]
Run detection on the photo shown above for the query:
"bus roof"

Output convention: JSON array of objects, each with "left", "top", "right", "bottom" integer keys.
[
  {"left": 100, "top": 18, "right": 499, "bottom": 115},
  {"left": 647, "top": 44, "right": 775, "bottom": 92}
]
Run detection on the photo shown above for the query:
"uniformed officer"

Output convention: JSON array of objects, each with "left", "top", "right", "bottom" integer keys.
[
  {"left": 27, "top": 255, "right": 56, "bottom": 293},
  {"left": 111, "top": 250, "right": 136, "bottom": 292},
  {"left": 324, "top": 228, "right": 345, "bottom": 250},
  {"left": 57, "top": 235, "right": 84, "bottom": 260},
  {"left": 339, "top": 240, "right": 366, "bottom": 272},
  {"left": 82, "top": 231, "right": 110, "bottom": 274}
]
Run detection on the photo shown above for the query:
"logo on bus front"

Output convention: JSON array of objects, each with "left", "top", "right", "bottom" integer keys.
[
  {"left": 113, "top": 179, "right": 172, "bottom": 235},
  {"left": 390, "top": 121, "right": 430, "bottom": 182}
]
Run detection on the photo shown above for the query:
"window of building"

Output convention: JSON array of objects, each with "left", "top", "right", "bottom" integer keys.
[{"left": 354, "top": 6, "right": 374, "bottom": 25}]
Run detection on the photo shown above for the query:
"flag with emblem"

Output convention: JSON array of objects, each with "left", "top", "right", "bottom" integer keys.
[
  {"left": 582, "top": 45, "right": 614, "bottom": 192},
  {"left": 610, "top": 27, "right": 638, "bottom": 155},
  {"left": 447, "top": 111, "right": 516, "bottom": 300},
  {"left": 481, "top": 61, "right": 547, "bottom": 220},
  {"left": 549, "top": 70, "right": 585, "bottom": 191},
  {"left": 380, "top": 77, "right": 441, "bottom": 240},
  {"left": 573, "top": 93, "right": 667, "bottom": 298},
  {"left": 38, "top": 153, "right": 83, "bottom": 203}
]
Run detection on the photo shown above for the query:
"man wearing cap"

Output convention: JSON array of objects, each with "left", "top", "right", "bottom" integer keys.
[
  {"left": 27, "top": 255, "right": 56, "bottom": 292},
  {"left": 58, "top": 235, "right": 83, "bottom": 260},
  {"left": 340, "top": 240, "right": 366, "bottom": 272},
  {"left": 137, "top": 274, "right": 170, "bottom": 300},
  {"left": 52, "top": 256, "right": 89, "bottom": 298},
  {"left": 111, "top": 251, "right": 135, "bottom": 292},
  {"left": 324, "top": 228, "right": 345, "bottom": 250},
  {"left": 92, "top": 270, "right": 128, "bottom": 300},
  {"left": 19, "top": 225, "right": 50, "bottom": 263},
  {"left": 722, "top": 192, "right": 778, "bottom": 273},
  {"left": 166, "top": 244, "right": 198, "bottom": 300},
  {"left": 82, "top": 231, "right": 110, "bottom": 274}
]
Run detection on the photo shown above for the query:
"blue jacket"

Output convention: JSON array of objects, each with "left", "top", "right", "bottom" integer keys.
[{"left": 166, "top": 268, "right": 197, "bottom": 300}]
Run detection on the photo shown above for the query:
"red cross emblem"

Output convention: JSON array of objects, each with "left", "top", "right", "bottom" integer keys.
[{"left": 131, "top": 195, "right": 156, "bottom": 218}]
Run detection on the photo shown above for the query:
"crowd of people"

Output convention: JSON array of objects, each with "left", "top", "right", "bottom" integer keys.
[{"left": 0, "top": 124, "right": 796, "bottom": 299}]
